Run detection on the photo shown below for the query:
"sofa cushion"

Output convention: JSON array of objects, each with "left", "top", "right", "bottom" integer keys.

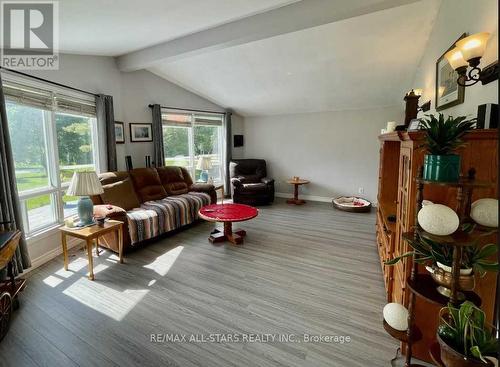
[
  {"left": 157, "top": 166, "right": 189, "bottom": 195},
  {"left": 100, "top": 179, "right": 140, "bottom": 211},
  {"left": 129, "top": 168, "right": 167, "bottom": 203},
  {"left": 126, "top": 192, "right": 211, "bottom": 244}
]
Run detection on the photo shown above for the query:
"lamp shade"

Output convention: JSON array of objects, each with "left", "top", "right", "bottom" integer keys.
[
  {"left": 456, "top": 32, "right": 490, "bottom": 61},
  {"left": 196, "top": 156, "right": 213, "bottom": 170},
  {"left": 66, "top": 171, "right": 103, "bottom": 196},
  {"left": 445, "top": 47, "right": 468, "bottom": 70}
]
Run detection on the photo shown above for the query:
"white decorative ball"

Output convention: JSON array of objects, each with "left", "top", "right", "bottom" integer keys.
[
  {"left": 383, "top": 303, "right": 408, "bottom": 331},
  {"left": 418, "top": 204, "right": 459, "bottom": 236},
  {"left": 471, "top": 198, "right": 498, "bottom": 228}
]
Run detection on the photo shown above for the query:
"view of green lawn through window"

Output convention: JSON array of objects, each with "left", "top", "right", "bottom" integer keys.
[
  {"left": 5, "top": 94, "right": 97, "bottom": 233},
  {"left": 163, "top": 123, "right": 222, "bottom": 182}
]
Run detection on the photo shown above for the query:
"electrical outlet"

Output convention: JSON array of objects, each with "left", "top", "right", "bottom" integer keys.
[{"left": 358, "top": 187, "right": 364, "bottom": 194}]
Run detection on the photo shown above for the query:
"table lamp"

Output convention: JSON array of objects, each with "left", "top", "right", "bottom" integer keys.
[
  {"left": 196, "top": 156, "right": 213, "bottom": 182},
  {"left": 66, "top": 171, "right": 103, "bottom": 226}
]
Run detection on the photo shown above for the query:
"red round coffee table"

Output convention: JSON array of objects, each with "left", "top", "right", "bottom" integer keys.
[{"left": 198, "top": 204, "right": 258, "bottom": 245}]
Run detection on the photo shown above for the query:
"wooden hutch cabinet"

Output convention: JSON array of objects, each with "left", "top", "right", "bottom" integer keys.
[{"left": 376, "top": 130, "right": 498, "bottom": 362}]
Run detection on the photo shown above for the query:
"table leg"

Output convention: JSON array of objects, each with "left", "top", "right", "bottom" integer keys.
[
  {"left": 86, "top": 238, "right": 95, "bottom": 281},
  {"left": 286, "top": 184, "right": 306, "bottom": 205},
  {"left": 118, "top": 225, "right": 124, "bottom": 264},
  {"left": 61, "top": 232, "right": 68, "bottom": 271},
  {"left": 224, "top": 222, "right": 243, "bottom": 245},
  {"left": 95, "top": 236, "right": 100, "bottom": 257}
]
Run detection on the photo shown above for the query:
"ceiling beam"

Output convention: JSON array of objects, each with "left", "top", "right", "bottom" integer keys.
[{"left": 116, "top": 0, "right": 420, "bottom": 72}]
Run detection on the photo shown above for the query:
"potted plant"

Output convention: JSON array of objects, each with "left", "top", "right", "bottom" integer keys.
[
  {"left": 420, "top": 113, "right": 475, "bottom": 182},
  {"left": 437, "top": 301, "right": 498, "bottom": 367},
  {"left": 385, "top": 231, "right": 498, "bottom": 298}
]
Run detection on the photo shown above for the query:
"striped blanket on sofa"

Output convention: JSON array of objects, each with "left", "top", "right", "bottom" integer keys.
[{"left": 126, "top": 192, "right": 211, "bottom": 244}]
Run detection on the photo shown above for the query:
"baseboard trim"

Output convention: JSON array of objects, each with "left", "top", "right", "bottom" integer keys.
[
  {"left": 26, "top": 237, "right": 83, "bottom": 275},
  {"left": 275, "top": 192, "right": 332, "bottom": 203}
]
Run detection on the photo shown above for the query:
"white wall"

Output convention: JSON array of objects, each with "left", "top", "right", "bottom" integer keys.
[
  {"left": 413, "top": 0, "right": 498, "bottom": 119},
  {"left": 231, "top": 113, "right": 245, "bottom": 159},
  {"left": 21, "top": 53, "right": 228, "bottom": 171},
  {"left": 242, "top": 106, "right": 404, "bottom": 203}
]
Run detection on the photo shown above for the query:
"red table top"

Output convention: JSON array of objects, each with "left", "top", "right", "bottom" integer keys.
[{"left": 198, "top": 204, "right": 258, "bottom": 222}]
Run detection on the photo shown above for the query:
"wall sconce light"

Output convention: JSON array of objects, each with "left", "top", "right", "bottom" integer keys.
[{"left": 445, "top": 32, "right": 499, "bottom": 87}]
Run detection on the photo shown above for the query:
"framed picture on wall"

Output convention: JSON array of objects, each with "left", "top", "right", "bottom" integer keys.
[
  {"left": 435, "top": 33, "right": 466, "bottom": 111},
  {"left": 115, "top": 121, "right": 125, "bottom": 144},
  {"left": 129, "top": 123, "right": 153, "bottom": 142}
]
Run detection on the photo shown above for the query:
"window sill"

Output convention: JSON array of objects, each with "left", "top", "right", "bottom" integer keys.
[{"left": 26, "top": 223, "right": 65, "bottom": 243}]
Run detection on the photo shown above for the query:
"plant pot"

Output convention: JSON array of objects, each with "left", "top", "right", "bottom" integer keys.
[
  {"left": 423, "top": 154, "right": 461, "bottom": 182},
  {"left": 437, "top": 334, "right": 492, "bottom": 367},
  {"left": 426, "top": 264, "right": 475, "bottom": 299}
]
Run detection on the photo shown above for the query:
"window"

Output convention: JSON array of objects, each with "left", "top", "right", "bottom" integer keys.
[
  {"left": 163, "top": 111, "right": 224, "bottom": 183},
  {"left": 3, "top": 75, "right": 99, "bottom": 236}
]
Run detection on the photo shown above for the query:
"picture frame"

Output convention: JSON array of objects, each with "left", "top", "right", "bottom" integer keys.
[
  {"left": 129, "top": 123, "right": 153, "bottom": 142},
  {"left": 408, "top": 118, "right": 421, "bottom": 131},
  {"left": 435, "top": 33, "right": 466, "bottom": 111},
  {"left": 115, "top": 121, "right": 125, "bottom": 144}
]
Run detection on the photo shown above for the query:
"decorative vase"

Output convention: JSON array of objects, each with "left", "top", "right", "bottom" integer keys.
[
  {"left": 438, "top": 334, "right": 493, "bottom": 367},
  {"left": 200, "top": 170, "right": 208, "bottom": 182},
  {"left": 423, "top": 154, "right": 461, "bottom": 182},
  {"left": 77, "top": 196, "right": 94, "bottom": 225},
  {"left": 426, "top": 263, "right": 475, "bottom": 300}
]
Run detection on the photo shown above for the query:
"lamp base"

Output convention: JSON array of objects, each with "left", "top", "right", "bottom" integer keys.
[
  {"left": 78, "top": 196, "right": 94, "bottom": 226},
  {"left": 200, "top": 170, "right": 209, "bottom": 183}
]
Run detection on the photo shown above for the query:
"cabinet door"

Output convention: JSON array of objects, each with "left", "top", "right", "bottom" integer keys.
[{"left": 394, "top": 147, "right": 412, "bottom": 305}]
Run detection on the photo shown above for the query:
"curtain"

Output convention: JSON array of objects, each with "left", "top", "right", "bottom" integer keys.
[
  {"left": 151, "top": 104, "right": 164, "bottom": 167},
  {"left": 0, "top": 73, "right": 31, "bottom": 279},
  {"left": 96, "top": 94, "right": 117, "bottom": 172},
  {"left": 224, "top": 110, "right": 232, "bottom": 195}
]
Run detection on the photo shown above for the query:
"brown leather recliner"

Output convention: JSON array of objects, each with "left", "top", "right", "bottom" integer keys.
[{"left": 230, "top": 159, "right": 274, "bottom": 205}]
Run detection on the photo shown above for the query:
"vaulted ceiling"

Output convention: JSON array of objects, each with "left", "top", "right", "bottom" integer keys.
[{"left": 57, "top": 0, "right": 441, "bottom": 116}]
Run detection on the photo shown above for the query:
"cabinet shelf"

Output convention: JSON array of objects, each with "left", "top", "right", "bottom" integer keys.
[
  {"left": 415, "top": 177, "right": 493, "bottom": 188},
  {"left": 403, "top": 230, "right": 479, "bottom": 247},
  {"left": 383, "top": 320, "right": 422, "bottom": 343},
  {"left": 406, "top": 274, "right": 481, "bottom": 307}
]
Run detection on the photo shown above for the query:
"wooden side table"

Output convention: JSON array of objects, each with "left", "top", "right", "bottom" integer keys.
[
  {"left": 60, "top": 220, "right": 123, "bottom": 280},
  {"left": 286, "top": 178, "right": 310, "bottom": 205}
]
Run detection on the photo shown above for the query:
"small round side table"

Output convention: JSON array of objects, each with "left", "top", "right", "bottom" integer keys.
[{"left": 286, "top": 178, "right": 310, "bottom": 205}]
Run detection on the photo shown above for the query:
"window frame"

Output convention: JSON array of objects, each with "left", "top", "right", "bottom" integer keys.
[
  {"left": 162, "top": 110, "right": 224, "bottom": 184},
  {"left": 2, "top": 73, "right": 100, "bottom": 238}
]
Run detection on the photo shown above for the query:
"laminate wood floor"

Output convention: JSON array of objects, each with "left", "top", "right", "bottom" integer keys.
[{"left": 1, "top": 199, "right": 409, "bottom": 367}]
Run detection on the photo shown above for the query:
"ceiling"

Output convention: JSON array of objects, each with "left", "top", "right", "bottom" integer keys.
[
  {"left": 149, "top": 0, "right": 440, "bottom": 116},
  {"left": 58, "top": 0, "right": 298, "bottom": 56}
]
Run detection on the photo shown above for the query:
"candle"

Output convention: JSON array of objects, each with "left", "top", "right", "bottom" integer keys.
[
  {"left": 65, "top": 217, "right": 74, "bottom": 228},
  {"left": 386, "top": 121, "right": 397, "bottom": 132}
]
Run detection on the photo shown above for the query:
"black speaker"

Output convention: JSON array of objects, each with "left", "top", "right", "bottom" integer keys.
[
  {"left": 234, "top": 135, "right": 244, "bottom": 147},
  {"left": 477, "top": 103, "right": 498, "bottom": 129}
]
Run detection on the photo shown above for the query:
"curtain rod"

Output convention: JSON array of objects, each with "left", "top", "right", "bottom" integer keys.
[
  {"left": 149, "top": 104, "right": 227, "bottom": 115},
  {"left": 0, "top": 67, "right": 98, "bottom": 97}
]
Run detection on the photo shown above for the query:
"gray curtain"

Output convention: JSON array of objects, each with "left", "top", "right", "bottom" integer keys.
[
  {"left": 96, "top": 94, "right": 117, "bottom": 171},
  {"left": 0, "top": 73, "right": 31, "bottom": 279},
  {"left": 151, "top": 104, "right": 164, "bottom": 167},
  {"left": 225, "top": 110, "right": 232, "bottom": 195}
]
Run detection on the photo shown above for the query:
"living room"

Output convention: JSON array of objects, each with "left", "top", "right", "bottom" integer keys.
[{"left": 0, "top": 0, "right": 498, "bottom": 366}]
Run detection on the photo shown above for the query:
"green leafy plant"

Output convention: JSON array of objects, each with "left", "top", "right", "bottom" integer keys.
[
  {"left": 384, "top": 232, "right": 453, "bottom": 266},
  {"left": 462, "top": 244, "right": 499, "bottom": 277},
  {"left": 438, "top": 301, "right": 498, "bottom": 363},
  {"left": 385, "top": 225, "right": 498, "bottom": 275},
  {"left": 420, "top": 113, "right": 476, "bottom": 155}
]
